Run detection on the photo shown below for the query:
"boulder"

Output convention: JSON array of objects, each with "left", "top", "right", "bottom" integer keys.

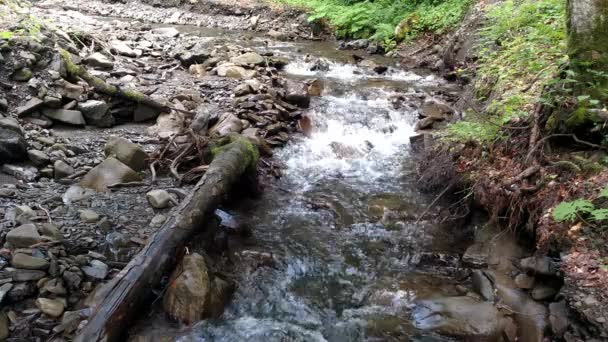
[
  {"left": 412, "top": 296, "right": 505, "bottom": 339},
  {"left": 80, "top": 157, "right": 142, "bottom": 191},
  {"left": 28, "top": 149, "right": 50, "bottom": 166},
  {"left": 6, "top": 223, "right": 42, "bottom": 248},
  {"left": 216, "top": 63, "right": 256, "bottom": 79},
  {"left": 54, "top": 160, "right": 75, "bottom": 179},
  {"left": 110, "top": 40, "right": 137, "bottom": 57},
  {"left": 16, "top": 97, "right": 43, "bottom": 117},
  {"left": 104, "top": 136, "right": 148, "bottom": 171},
  {"left": 81, "top": 259, "right": 109, "bottom": 280},
  {"left": 85, "top": 52, "right": 114, "bottom": 69},
  {"left": 284, "top": 80, "right": 310, "bottom": 108},
  {"left": 307, "top": 79, "right": 324, "bottom": 96},
  {"left": 11, "top": 253, "right": 49, "bottom": 270},
  {"left": 77, "top": 100, "right": 114, "bottom": 128},
  {"left": 12, "top": 67, "right": 33, "bottom": 81},
  {"left": 163, "top": 253, "right": 211, "bottom": 323},
  {"left": 43, "top": 108, "right": 86, "bottom": 126},
  {"left": 520, "top": 256, "right": 557, "bottom": 276},
  {"left": 36, "top": 297, "right": 65, "bottom": 317},
  {"left": 133, "top": 104, "right": 162, "bottom": 122},
  {"left": 0, "top": 127, "right": 28, "bottom": 163},
  {"left": 146, "top": 189, "right": 176, "bottom": 209},
  {"left": 208, "top": 113, "right": 243, "bottom": 137},
  {"left": 230, "top": 52, "right": 265, "bottom": 66},
  {"left": 421, "top": 99, "right": 454, "bottom": 120}
]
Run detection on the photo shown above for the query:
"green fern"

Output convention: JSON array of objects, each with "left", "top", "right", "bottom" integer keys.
[
  {"left": 598, "top": 186, "right": 608, "bottom": 198},
  {"left": 552, "top": 199, "right": 594, "bottom": 222}
]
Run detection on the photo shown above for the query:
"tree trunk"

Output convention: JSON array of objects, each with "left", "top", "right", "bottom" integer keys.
[
  {"left": 567, "top": 0, "right": 608, "bottom": 72},
  {"left": 74, "top": 136, "right": 258, "bottom": 342}
]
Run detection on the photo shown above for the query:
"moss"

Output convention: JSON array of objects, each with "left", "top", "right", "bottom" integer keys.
[
  {"left": 121, "top": 89, "right": 146, "bottom": 102},
  {"left": 210, "top": 134, "right": 259, "bottom": 173},
  {"left": 58, "top": 49, "right": 83, "bottom": 76}
]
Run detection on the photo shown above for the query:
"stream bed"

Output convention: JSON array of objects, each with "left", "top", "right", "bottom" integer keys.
[{"left": 133, "top": 26, "right": 481, "bottom": 342}]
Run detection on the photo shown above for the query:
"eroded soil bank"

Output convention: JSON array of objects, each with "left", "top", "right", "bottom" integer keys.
[{"left": 0, "top": 0, "right": 603, "bottom": 341}]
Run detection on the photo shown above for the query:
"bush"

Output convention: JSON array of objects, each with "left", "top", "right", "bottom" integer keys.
[{"left": 276, "top": 0, "right": 471, "bottom": 46}]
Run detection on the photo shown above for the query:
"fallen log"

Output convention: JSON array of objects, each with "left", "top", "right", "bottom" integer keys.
[
  {"left": 75, "top": 135, "right": 259, "bottom": 342},
  {"left": 59, "top": 49, "right": 168, "bottom": 111}
]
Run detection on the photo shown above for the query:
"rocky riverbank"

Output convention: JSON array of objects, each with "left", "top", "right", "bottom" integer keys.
[{"left": 0, "top": 0, "right": 329, "bottom": 338}]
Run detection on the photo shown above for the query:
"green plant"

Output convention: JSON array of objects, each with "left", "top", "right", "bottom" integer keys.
[{"left": 552, "top": 186, "right": 608, "bottom": 223}]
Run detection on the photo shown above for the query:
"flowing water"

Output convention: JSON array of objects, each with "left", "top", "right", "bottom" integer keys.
[
  {"left": 95, "top": 23, "right": 479, "bottom": 341},
  {"left": 149, "top": 31, "right": 474, "bottom": 342}
]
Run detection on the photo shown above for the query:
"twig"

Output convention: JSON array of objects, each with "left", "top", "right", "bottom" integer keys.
[{"left": 416, "top": 182, "right": 455, "bottom": 224}]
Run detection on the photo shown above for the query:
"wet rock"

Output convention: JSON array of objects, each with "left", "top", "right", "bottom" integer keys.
[
  {"left": 284, "top": 80, "right": 310, "bottom": 108},
  {"left": 330, "top": 142, "right": 363, "bottom": 159},
  {"left": 549, "top": 300, "right": 569, "bottom": 335},
  {"left": 110, "top": 40, "right": 137, "bottom": 57},
  {"left": 0, "top": 97, "right": 6, "bottom": 112},
  {"left": 85, "top": 52, "right": 114, "bottom": 69},
  {"left": 0, "top": 311, "right": 7, "bottom": 340},
  {"left": 36, "top": 297, "right": 65, "bottom": 318},
  {"left": 146, "top": 189, "right": 176, "bottom": 209},
  {"left": 7, "top": 282, "right": 35, "bottom": 301},
  {"left": 190, "top": 104, "right": 219, "bottom": 135},
  {"left": 339, "top": 39, "right": 369, "bottom": 50},
  {"left": 462, "top": 243, "right": 488, "bottom": 268},
  {"left": 104, "top": 136, "right": 148, "bottom": 171},
  {"left": 208, "top": 113, "right": 243, "bottom": 137},
  {"left": 307, "top": 79, "right": 324, "bottom": 96},
  {"left": 133, "top": 104, "right": 162, "bottom": 122},
  {"left": 531, "top": 284, "right": 557, "bottom": 301},
  {"left": 16, "top": 97, "right": 44, "bottom": 117},
  {"left": 77, "top": 100, "right": 114, "bottom": 128},
  {"left": 0, "top": 283, "right": 13, "bottom": 304},
  {"left": 471, "top": 270, "right": 495, "bottom": 302},
  {"left": 163, "top": 253, "right": 211, "bottom": 323},
  {"left": 54, "top": 160, "right": 75, "bottom": 179},
  {"left": 81, "top": 260, "right": 109, "bottom": 280},
  {"left": 230, "top": 52, "right": 265, "bottom": 66},
  {"left": 151, "top": 27, "right": 180, "bottom": 37},
  {"left": 216, "top": 63, "right": 255, "bottom": 79},
  {"left": 28, "top": 149, "right": 50, "bottom": 166},
  {"left": 11, "top": 253, "right": 49, "bottom": 270},
  {"left": 80, "top": 157, "right": 142, "bottom": 191},
  {"left": 12, "top": 67, "right": 33, "bottom": 81},
  {"left": 42, "top": 108, "right": 86, "bottom": 126},
  {"left": 267, "top": 29, "right": 287, "bottom": 40},
  {"left": 520, "top": 256, "right": 557, "bottom": 276},
  {"left": 79, "top": 209, "right": 100, "bottom": 223},
  {"left": 0, "top": 128, "right": 28, "bottom": 163},
  {"left": 412, "top": 296, "right": 505, "bottom": 339},
  {"left": 421, "top": 99, "right": 454, "bottom": 120},
  {"left": 486, "top": 270, "right": 548, "bottom": 342},
  {"left": 2, "top": 164, "right": 38, "bottom": 181},
  {"left": 6, "top": 223, "right": 42, "bottom": 248},
  {"left": 514, "top": 273, "right": 535, "bottom": 289},
  {"left": 415, "top": 117, "right": 437, "bottom": 130}
]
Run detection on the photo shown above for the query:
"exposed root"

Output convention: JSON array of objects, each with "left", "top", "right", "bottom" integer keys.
[{"left": 149, "top": 130, "right": 210, "bottom": 184}]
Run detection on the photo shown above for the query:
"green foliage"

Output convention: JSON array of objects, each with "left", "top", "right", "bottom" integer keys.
[
  {"left": 553, "top": 199, "right": 594, "bottom": 222},
  {"left": 0, "top": 31, "right": 13, "bottom": 39},
  {"left": 553, "top": 186, "right": 608, "bottom": 223},
  {"left": 276, "top": 0, "right": 471, "bottom": 46},
  {"left": 444, "top": 0, "right": 566, "bottom": 144}
]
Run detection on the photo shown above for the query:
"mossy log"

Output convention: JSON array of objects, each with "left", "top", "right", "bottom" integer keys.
[
  {"left": 75, "top": 137, "right": 259, "bottom": 342},
  {"left": 59, "top": 49, "right": 168, "bottom": 111}
]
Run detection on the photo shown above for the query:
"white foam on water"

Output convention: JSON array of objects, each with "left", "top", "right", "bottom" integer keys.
[
  {"left": 284, "top": 60, "right": 426, "bottom": 83},
  {"left": 277, "top": 91, "right": 416, "bottom": 190}
]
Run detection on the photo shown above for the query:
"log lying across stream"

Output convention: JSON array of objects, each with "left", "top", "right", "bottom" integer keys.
[{"left": 75, "top": 136, "right": 259, "bottom": 342}]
